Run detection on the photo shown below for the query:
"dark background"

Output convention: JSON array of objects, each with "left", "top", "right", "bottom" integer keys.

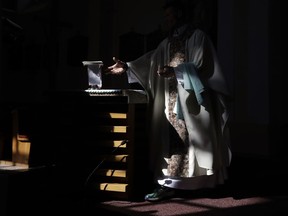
[{"left": 0, "top": 0, "right": 288, "bottom": 180}]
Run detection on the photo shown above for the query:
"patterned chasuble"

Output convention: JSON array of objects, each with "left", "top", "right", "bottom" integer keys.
[{"left": 165, "top": 26, "right": 194, "bottom": 177}]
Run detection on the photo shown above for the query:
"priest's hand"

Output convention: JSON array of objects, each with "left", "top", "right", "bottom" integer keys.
[
  {"left": 105, "top": 57, "right": 128, "bottom": 75},
  {"left": 157, "top": 66, "right": 175, "bottom": 78}
]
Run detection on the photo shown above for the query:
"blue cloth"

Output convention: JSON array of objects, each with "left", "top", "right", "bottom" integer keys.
[
  {"left": 182, "top": 63, "right": 204, "bottom": 105},
  {"left": 175, "top": 63, "right": 205, "bottom": 119}
]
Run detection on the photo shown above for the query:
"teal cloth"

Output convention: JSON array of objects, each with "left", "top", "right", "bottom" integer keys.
[
  {"left": 175, "top": 63, "right": 205, "bottom": 119},
  {"left": 182, "top": 63, "right": 204, "bottom": 105}
]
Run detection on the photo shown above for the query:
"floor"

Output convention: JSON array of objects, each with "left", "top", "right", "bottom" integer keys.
[{"left": 1, "top": 156, "right": 288, "bottom": 216}]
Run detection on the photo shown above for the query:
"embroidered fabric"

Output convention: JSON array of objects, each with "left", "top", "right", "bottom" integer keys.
[{"left": 164, "top": 26, "right": 194, "bottom": 177}]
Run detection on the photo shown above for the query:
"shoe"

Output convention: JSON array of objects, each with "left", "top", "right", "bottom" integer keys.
[{"left": 144, "top": 186, "right": 175, "bottom": 202}]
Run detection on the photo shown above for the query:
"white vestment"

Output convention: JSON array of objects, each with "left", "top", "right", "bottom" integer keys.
[{"left": 126, "top": 28, "right": 232, "bottom": 190}]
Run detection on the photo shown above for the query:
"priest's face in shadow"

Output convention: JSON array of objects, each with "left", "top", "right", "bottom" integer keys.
[
  {"left": 163, "top": 4, "right": 186, "bottom": 34},
  {"left": 164, "top": 6, "right": 178, "bottom": 31}
]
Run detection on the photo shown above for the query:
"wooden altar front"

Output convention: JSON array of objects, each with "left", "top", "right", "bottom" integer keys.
[{"left": 37, "top": 89, "right": 150, "bottom": 201}]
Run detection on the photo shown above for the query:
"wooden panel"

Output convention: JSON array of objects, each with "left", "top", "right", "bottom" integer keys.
[
  {"left": 0, "top": 108, "right": 33, "bottom": 170},
  {"left": 23, "top": 91, "right": 149, "bottom": 200},
  {"left": 96, "top": 169, "right": 127, "bottom": 178},
  {"left": 99, "top": 183, "right": 128, "bottom": 192}
]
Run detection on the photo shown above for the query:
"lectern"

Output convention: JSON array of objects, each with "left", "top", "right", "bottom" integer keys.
[{"left": 39, "top": 89, "right": 150, "bottom": 200}]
